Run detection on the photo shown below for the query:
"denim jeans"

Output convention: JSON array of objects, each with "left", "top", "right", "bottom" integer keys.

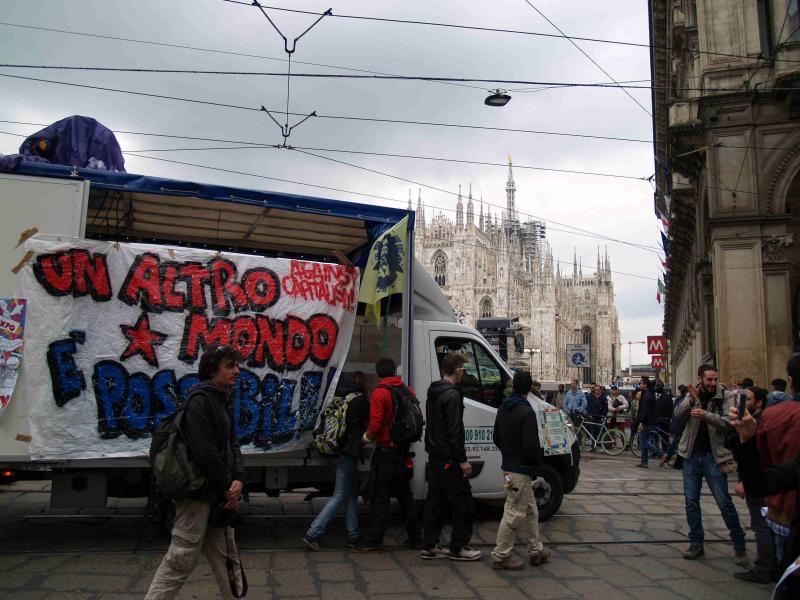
[
  {"left": 306, "top": 455, "right": 360, "bottom": 540},
  {"left": 639, "top": 425, "right": 664, "bottom": 465},
  {"left": 682, "top": 451, "right": 746, "bottom": 548}
]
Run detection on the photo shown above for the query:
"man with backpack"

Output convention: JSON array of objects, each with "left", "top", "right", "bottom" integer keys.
[
  {"left": 145, "top": 344, "right": 246, "bottom": 600},
  {"left": 421, "top": 353, "right": 482, "bottom": 561},
  {"left": 303, "top": 373, "right": 370, "bottom": 551},
  {"left": 351, "top": 357, "right": 423, "bottom": 552},
  {"left": 491, "top": 371, "right": 551, "bottom": 570}
]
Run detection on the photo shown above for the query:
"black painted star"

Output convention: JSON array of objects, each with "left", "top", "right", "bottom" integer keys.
[{"left": 120, "top": 313, "right": 168, "bottom": 368}]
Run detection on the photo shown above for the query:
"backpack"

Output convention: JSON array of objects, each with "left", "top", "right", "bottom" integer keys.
[
  {"left": 312, "top": 391, "right": 363, "bottom": 456},
  {"left": 380, "top": 384, "right": 424, "bottom": 446},
  {"left": 149, "top": 395, "right": 206, "bottom": 499}
]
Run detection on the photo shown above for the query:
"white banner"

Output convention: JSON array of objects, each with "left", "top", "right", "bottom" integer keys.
[{"left": 20, "top": 238, "right": 359, "bottom": 459}]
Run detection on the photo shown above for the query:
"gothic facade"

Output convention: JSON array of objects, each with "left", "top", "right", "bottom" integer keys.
[{"left": 413, "top": 160, "right": 622, "bottom": 384}]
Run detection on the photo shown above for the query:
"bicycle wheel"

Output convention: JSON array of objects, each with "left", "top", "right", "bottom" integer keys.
[
  {"left": 629, "top": 431, "right": 641, "bottom": 457},
  {"left": 600, "top": 429, "right": 627, "bottom": 456},
  {"left": 578, "top": 428, "right": 593, "bottom": 452}
]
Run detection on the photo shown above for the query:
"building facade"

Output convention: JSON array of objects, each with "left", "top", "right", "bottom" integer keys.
[
  {"left": 413, "top": 159, "right": 622, "bottom": 384},
  {"left": 650, "top": 0, "right": 800, "bottom": 387}
]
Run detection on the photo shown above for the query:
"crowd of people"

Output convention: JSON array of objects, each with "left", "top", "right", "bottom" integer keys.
[{"left": 142, "top": 343, "right": 799, "bottom": 599}]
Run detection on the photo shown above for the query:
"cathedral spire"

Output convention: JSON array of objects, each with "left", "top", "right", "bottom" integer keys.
[
  {"left": 456, "top": 184, "right": 464, "bottom": 229},
  {"left": 506, "top": 154, "right": 516, "bottom": 222},
  {"left": 573, "top": 248, "right": 578, "bottom": 278},
  {"left": 479, "top": 196, "right": 484, "bottom": 231},
  {"left": 408, "top": 188, "right": 412, "bottom": 211},
  {"left": 466, "top": 183, "right": 474, "bottom": 228},
  {"left": 416, "top": 188, "right": 425, "bottom": 229}
]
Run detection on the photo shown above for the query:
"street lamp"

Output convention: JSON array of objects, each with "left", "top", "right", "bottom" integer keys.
[
  {"left": 484, "top": 89, "right": 511, "bottom": 107},
  {"left": 524, "top": 347, "right": 541, "bottom": 379}
]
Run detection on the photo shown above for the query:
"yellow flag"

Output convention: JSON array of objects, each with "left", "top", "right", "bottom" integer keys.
[{"left": 358, "top": 216, "right": 409, "bottom": 322}]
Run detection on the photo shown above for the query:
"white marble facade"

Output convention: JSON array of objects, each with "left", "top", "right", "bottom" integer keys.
[{"left": 413, "top": 159, "right": 621, "bottom": 384}]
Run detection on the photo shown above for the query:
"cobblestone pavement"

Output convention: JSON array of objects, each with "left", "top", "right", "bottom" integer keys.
[{"left": 0, "top": 453, "right": 777, "bottom": 599}]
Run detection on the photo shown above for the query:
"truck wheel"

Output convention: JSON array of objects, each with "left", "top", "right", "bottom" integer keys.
[{"left": 533, "top": 463, "right": 564, "bottom": 522}]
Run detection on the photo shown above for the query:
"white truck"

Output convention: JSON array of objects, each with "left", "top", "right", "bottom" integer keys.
[{"left": 0, "top": 162, "right": 579, "bottom": 521}]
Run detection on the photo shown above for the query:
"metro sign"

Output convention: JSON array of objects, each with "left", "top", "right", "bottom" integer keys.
[
  {"left": 652, "top": 355, "right": 666, "bottom": 369},
  {"left": 647, "top": 335, "right": 666, "bottom": 354}
]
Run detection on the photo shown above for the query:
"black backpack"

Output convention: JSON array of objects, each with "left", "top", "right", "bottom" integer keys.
[{"left": 379, "top": 384, "right": 424, "bottom": 445}]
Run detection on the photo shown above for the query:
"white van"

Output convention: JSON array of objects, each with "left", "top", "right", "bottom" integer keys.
[{"left": 0, "top": 163, "right": 580, "bottom": 521}]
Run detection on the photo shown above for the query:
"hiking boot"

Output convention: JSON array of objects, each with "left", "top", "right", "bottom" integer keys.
[
  {"left": 734, "top": 569, "right": 769, "bottom": 584},
  {"left": 635, "top": 463, "right": 648, "bottom": 468},
  {"left": 421, "top": 544, "right": 448, "bottom": 560},
  {"left": 682, "top": 545, "right": 704, "bottom": 560},
  {"left": 302, "top": 535, "right": 321, "bottom": 552},
  {"left": 493, "top": 556, "right": 524, "bottom": 570},
  {"left": 448, "top": 546, "right": 483, "bottom": 561},
  {"left": 734, "top": 547, "right": 748, "bottom": 566},
  {"left": 529, "top": 548, "right": 552, "bottom": 566}
]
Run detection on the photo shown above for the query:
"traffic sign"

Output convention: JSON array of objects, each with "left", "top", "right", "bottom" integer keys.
[
  {"left": 651, "top": 355, "right": 666, "bottom": 369},
  {"left": 647, "top": 336, "right": 666, "bottom": 354},
  {"left": 566, "top": 344, "right": 591, "bottom": 368}
]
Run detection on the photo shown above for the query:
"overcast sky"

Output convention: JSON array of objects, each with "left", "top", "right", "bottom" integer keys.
[{"left": 0, "top": 0, "right": 663, "bottom": 367}]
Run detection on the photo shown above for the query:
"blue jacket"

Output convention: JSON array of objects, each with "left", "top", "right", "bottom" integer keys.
[{"left": 565, "top": 389, "right": 587, "bottom": 414}]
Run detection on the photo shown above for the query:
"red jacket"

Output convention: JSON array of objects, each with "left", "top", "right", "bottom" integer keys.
[
  {"left": 367, "top": 376, "right": 415, "bottom": 448},
  {"left": 758, "top": 399, "right": 800, "bottom": 523}
]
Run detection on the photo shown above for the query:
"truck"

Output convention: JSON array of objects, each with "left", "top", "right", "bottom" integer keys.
[{"left": 0, "top": 161, "right": 579, "bottom": 521}]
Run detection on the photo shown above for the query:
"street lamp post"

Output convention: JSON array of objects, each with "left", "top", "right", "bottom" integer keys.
[{"left": 524, "top": 347, "right": 541, "bottom": 379}]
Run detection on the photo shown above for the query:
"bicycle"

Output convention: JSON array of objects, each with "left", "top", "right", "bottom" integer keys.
[
  {"left": 575, "top": 416, "right": 627, "bottom": 456},
  {"left": 629, "top": 423, "right": 670, "bottom": 458}
]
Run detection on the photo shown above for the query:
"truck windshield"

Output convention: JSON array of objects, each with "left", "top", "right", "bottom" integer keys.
[{"left": 434, "top": 337, "right": 508, "bottom": 408}]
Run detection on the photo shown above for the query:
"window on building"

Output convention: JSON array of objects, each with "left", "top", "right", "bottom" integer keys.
[
  {"left": 434, "top": 337, "right": 508, "bottom": 407},
  {"left": 480, "top": 298, "right": 493, "bottom": 318},
  {"left": 433, "top": 253, "right": 447, "bottom": 286}
]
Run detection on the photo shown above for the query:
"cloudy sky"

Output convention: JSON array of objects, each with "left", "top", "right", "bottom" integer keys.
[{"left": 0, "top": 0, "right": 664, "bottom": 367}]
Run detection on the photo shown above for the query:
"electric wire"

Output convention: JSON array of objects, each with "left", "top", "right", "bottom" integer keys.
[
  {"left": 519, "top": 0, "right": 650, "bottom": 116},
  {"left": 3, "top": 64, "right": 793, "bottom": 93},
  {"left": 218, "top": 0, "right": 800, "bottom": 66}
]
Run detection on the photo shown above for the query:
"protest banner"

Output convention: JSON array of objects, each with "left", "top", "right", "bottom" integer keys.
[{"left": 20, "top": 238, "right": 359, "bottom": 459}]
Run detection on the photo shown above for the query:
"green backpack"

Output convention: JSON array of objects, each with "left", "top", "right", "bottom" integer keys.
[
  {"left": 149, "top": 396, "right": 206, "bottom": 499},
  {"left": 312, "top": 391, "right": 362, "bottom": 456}
]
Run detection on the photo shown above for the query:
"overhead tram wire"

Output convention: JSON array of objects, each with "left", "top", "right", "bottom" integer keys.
[
  {"left": 0, "top": 127, "right": 658, "bottom": 254},
  {"left": 119, "top": 151, "right": 659, "bottom": 282},
  {"left": 519, "top": 0, "right": 650, "bottom": 116},
  {"left": 0, "top": 126, "right": 660, "bottom": 255},
  {"left": 219, "top": 0, "right": 800, "bottom": 66},
  {"left": 0, "top": 21, "right": 486, "bottom": 92},
  {"left": 5, "top": 64, "right": 796, "bottom": 93}
]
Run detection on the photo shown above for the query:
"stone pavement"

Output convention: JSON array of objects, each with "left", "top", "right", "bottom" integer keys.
[{"left": 0, "top": 453, "right": 777, "bottom": 599}]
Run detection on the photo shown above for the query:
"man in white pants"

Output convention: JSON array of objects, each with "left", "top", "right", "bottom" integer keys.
[{"left": 491, "top": 371, "right": 551, "bottom": 570}]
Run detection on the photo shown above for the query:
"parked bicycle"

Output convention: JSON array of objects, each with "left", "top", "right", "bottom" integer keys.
[
  {"left": 629, "top": 423, "right": 670, "bottom": 458},
  {"left": 575, "top": 416, "right": 627, "bottom": 456}
]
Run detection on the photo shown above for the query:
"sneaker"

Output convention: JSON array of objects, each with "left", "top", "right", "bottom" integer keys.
[
  {"left": 734, "top": 569, "right": 769, "bottom": 584},
  {"left": 682, "top": 545, "right": 704, "bottom": 560},
  {"left": 350, "top": 544, "right": 382, "bottom": 553},
  {"left": 346, "top": 537, "right": 361, "bottom": 550},
  {"left": 302, "top": 535, "right": 321, "bottom": 552},
  {"left": 493, "top": 556, "right": 524, "bottom": 570},
  {"left": 658, "top": 454, "right": 670, "bottom": 466},
  {"left": 420, "top": 544, "right": 448, "bottom": 560},
  {"left": 734, "top": 547, "right": 748, "bottom": 566},
  {"left": 529, "top": 547, "right": 552, "bottom": 566},
  {"left": 635, "top": 463, "right": 648, "bottom": 468},
  {"left": 448, "top": 546, "right": 483, "bottom": 561}
]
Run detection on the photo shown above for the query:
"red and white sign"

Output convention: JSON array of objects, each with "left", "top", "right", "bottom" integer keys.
[
  {"left": 647, "top": 335, "right": 666, "bottom": 354},
  {"left": 651, "top": 355, "right": 666, "bottom": 369}
]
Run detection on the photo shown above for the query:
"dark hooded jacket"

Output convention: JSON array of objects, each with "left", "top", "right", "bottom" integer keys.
[
  {"left": 493, "top": 394, "right": 542, "bottom": 476},
  {"left": 337, "top": 377, "right": 370, "bottom": 459},
  {"left": 425, "top": 379, "right": 467, "bottom": 463},
  {"left": 181, "top": 382, "right": 246, "bottom": 502}
]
